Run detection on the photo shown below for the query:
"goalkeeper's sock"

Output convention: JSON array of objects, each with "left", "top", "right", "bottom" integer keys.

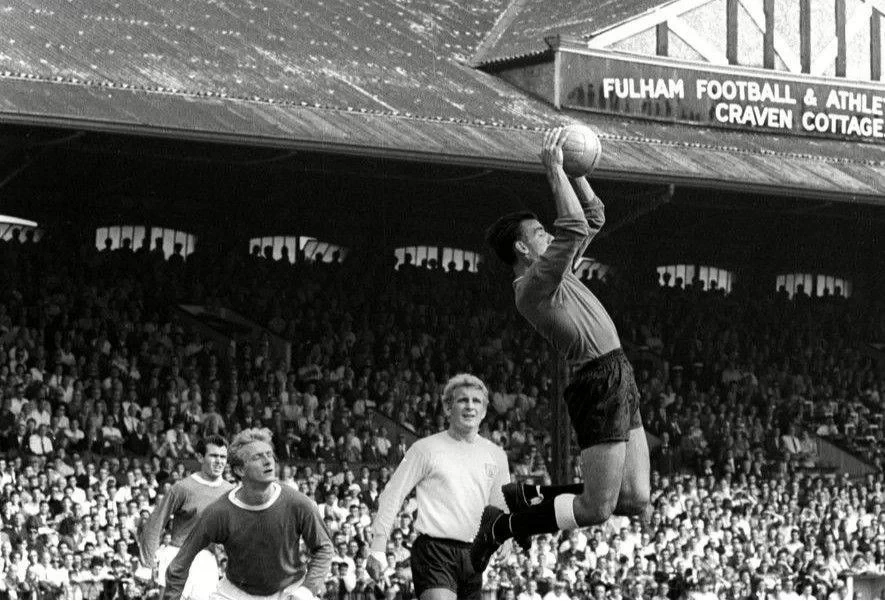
[
  {"left": 521, "top": 483, "right": 584, "bottom": 506},
  {"left": 539, "top": 483, "right": 584, "bottom": 499},
  {"left": 493, "top": 494, "right": 579, "bottom": 540}
]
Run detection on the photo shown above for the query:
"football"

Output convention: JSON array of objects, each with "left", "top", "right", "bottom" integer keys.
[{"left": 560, "top": 124, "right": 602, "bottom": 178}]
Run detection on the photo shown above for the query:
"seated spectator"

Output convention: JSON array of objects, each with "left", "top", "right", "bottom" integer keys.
[
  {"left": 99, "top": 415, "right": 124, "bottom": 455},
  {"left": 28, "top": 423, "right": 54, "bottom": 458}
]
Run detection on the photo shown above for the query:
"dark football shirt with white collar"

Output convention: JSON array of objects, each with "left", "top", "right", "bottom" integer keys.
[{"left": 164, "top": 483, "right": 333, "bottom": 599}]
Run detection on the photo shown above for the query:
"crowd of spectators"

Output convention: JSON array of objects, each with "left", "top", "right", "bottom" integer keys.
[{"left": 0, "top": 226, "right": 882, "bottom": 599}]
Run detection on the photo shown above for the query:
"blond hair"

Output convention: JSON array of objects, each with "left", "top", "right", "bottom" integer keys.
[
  {"left": 442, "top": 373, "right": 489, "bottom": 407},
  {"left": 228, "top": 427, "right": 273, "bottom": 470}
]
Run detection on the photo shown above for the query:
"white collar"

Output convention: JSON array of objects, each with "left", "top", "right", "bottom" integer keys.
[
  {"left": 191, "top": 473, "right": 227, "bottom": 487},
  {"left": 228, "top": 482, "right": 281, "bottom": 511}
]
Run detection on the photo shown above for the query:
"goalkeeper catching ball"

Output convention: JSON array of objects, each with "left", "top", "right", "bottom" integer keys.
[{"left": 476, "top": 126, "right": 651, "bottom": 572}]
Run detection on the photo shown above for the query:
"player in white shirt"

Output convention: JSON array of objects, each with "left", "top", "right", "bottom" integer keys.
[{"left": 367, "top": 373, "right": 511, "bottom": 600}]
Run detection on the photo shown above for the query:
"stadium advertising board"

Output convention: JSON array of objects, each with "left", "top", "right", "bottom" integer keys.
[{"left": 560, "top": 48, "right": 885, "bottom": 142}]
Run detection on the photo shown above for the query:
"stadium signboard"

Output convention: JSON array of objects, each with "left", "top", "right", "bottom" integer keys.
[{"left": 558, "top": 47, "right": 885, "bottom": 143}]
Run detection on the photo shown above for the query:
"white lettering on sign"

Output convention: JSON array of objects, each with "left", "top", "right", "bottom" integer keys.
[
  {"left": 602, "top": 78, "right": 685, "bottom": 100},
  {"left": 696, "top": 80, "right": 796, "bottom": 104},
  {"left": 824, "top": 89, "right": 885, "bottom": 116},
  {"left": 564, "top": 53, "right": 885, "bottom": 140},
  {"left": 714, "top": 103, "right": 793, "bottom": 128},
  {"left": 802, "top": 111, "right": 885, "bottom": 137}
]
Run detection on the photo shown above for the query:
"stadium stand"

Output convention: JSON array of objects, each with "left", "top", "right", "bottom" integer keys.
[
  {"left": 2, "top": 0, "right": 885, "bottom": 598},
  {"left": 0, "top": 229, "right": 881, "bottom": 599}
]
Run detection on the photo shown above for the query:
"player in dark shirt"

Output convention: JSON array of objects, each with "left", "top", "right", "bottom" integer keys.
[
  {"left": 164, "top": 428, "right": 333, "bottom": 600},
  {"left": 473, "top": 127, "right": 650, "bottom": 572}
]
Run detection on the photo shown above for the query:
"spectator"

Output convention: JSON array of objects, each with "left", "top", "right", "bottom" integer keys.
[
  {"left": 0, "top": 223, "right": 880, "bottom": 600},
  {"left": 28, "top": 423, "right": 54, "bottom": 458}
]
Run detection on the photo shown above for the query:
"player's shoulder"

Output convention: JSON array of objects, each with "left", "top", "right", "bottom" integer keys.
[
  {"left": 477, "top": 434, "right": 508, "bottom": 456},
  {"left": 416, "top": 431, "right": 446, "bottom": 447},
  {"left": 513, "top": 270, "right": 543, "bottom": 303},
  {"left": 280, "top": 485, "right": 323, "bottom": 512},
  {"left": 278, "top": 482, "right": 309, "bottom": 503},
  {"left": 166, "top": 476, "right": 193, "bottom": 495},
  {"left": 185, "top": 473, "right": 235, "bottom": 491},
  {"left": 410, "top": 432, "right": 446, "bottom": 455},
  {"left": 218, "top": 478, "right": 237, "bottom": 492},
  {"left": 202, "top": 489, "right": 235, "bottom": 516}
]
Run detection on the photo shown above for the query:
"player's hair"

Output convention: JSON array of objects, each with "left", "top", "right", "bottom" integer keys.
[
  {"left": 485, "top": 210, "right": 538, "bottom": 266},
  {"left": 442, "top": 373, "right": 489, "bottom": 407},
  {"left": 228, "top": 428, "right": 273, "bottom": 470},
  {"left": 196, "top": 434, "right": 229, "bottom": 457}
]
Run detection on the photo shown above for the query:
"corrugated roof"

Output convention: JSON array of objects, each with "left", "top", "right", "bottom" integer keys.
[
  {"left": 471, "top": 0, "right": 669, "bottom": 66},
  {"left": 591, "top": 115, "right": 885, "bottom": 202},
  {"left": 2, "top": 75, "right": 883, "bottom": 203},
  {"left": 1, "top": 0, "right": 883, "bottom": 204},
  {"left": 2, "top": 0, "right": 529, "bottom": 122}
]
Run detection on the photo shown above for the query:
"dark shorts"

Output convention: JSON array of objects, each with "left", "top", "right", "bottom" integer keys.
[
  {"left": 410, "top": 534, "right": 482, "bottom": 599},
  {"left": 564, "top": 347, "right": 642, "bottom": 449}
]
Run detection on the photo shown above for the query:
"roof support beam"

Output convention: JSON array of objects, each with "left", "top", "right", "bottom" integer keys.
[
  {"left": 811, "top": 2, "right": 872, "bottom": 75},
  {"left": 836, "top": 0, "right": 847, "bottom": 77},
  {"left": 656, "top": 22, "right": 669, "bottom": 56},
  {"left": 801, "top": 0, "right": 812, "bottom": 73},
  {"left": 739, "top": 0, "right": 802, "bottom": 72},
  {"left": 764, "top": 0, "right": 775, "bottom": 69},
  {"left": 727, "top": 0, "right": 739, "bottom": 64},
  {"left": 873, "top": 9, "right": 882, "bottom": 80}
]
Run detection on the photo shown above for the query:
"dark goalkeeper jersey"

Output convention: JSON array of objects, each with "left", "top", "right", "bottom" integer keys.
[{"left": 514, "top": 190, "right": 621, "bottom": 365}]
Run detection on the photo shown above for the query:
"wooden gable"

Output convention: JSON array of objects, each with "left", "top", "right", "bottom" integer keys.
[{"left": 583, "top": 0, "right": 885, "bottom": 82}]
